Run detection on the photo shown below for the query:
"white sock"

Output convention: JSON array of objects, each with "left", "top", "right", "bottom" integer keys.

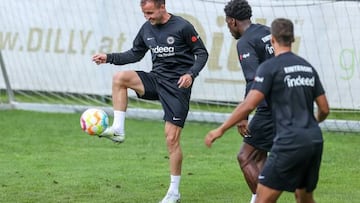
[
  {"left": 167, "top": 175, "right": 181, "bottom": 195},
  {"left": 112, "top": 110, "right": 125, "bottom": 135},
  {"left": 250, "top": 194, "right": 256, "bottom": 203}
]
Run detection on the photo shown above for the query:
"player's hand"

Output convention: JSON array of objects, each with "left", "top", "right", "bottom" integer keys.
[
  {"left": 177, "top": 74, "right": 193, "bottom": 88},
  {"left": 92, "top": 53, "right": 107, "bottom": 65},
  {"left": 236, "top": 120, "right": 250, "bottom": 137},
  {"left": 204, "top": 128, "right": 224, "bottom": 148}
]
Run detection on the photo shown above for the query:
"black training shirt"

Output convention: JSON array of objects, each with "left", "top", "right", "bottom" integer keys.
[
  {"left": 237, "top": 24, "right": 274, "bottom": 109},
  {"left": 106, "top": 14, "right": 208, "bottom": 80},
  {"left": 252, "top": 52, "right": 325, "bottom": 147}
]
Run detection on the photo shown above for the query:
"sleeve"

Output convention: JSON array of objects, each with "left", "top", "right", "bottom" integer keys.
[
  {"left": 313, "top": 69, "right": 325, "bottom": 98},
  {"left": 239, "top": 42, "right": 261, "bottom": 97},
  {"left": 106, "top": 26, "right": 148, "bottom": 65},
  {"left": 238, "top": 41, "right": 260, "bottom": 84},
  {"left": 257, "top": 29, "right": 274, "bottom": 63},
  {"left": 182, "top": 23, "right": 208, "bottom": 78},
  {"left": 251, "top": 62, "right": 273, "bottom": 97}
]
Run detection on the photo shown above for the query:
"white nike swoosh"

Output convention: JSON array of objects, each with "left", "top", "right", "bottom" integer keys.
[
  {"left": 172, "top": 117, "right": 181, "bottom": 121},
  {"left": 147, "top": 37, "right": 154, "bottom": 40}
]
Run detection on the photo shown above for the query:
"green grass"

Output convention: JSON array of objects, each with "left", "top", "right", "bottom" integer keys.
[{"left": 0, "top": 110, "right": 359, "bottom": 203}]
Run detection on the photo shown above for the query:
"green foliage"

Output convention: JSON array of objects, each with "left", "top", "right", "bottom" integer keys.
[{"left": 0, "top": 110, "right": 359, "bottom": 202}]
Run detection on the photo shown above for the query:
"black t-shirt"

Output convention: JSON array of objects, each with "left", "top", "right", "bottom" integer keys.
[
  {"left": 107, "top": 14, "right": 208, "bottom": 81},
  {"left": 237, "top": 24, "right": 274, "bottom": 109},
  {"left": 252, "top": 52, "right": 325, "bottom": 148}
]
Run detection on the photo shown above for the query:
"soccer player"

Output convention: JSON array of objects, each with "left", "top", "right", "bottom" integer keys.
[
  {"left": 205, "top": 18, "right": 329, "bottom": 203},
  {"left": 92, "top": 0, "right": 208, "bottom": 202},
  {"left": 224, "top": 1, "right": 274, "bottom": 202}
]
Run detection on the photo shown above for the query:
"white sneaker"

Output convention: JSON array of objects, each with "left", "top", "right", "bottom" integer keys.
[
  {"left": 159, "top": 193, "right": 180, "bottom": 203},
  {"left": 98, "top": 127, "right": 125, "bottom": 143}
]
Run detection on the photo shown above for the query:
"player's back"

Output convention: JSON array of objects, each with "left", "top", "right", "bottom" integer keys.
[{"left": 264, "top": 52, "right": 324, "bottom": 145}]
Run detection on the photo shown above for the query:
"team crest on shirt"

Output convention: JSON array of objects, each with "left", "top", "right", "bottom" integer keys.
[{"left": 167, "top": 36, "right": 175, "bottom": 45}]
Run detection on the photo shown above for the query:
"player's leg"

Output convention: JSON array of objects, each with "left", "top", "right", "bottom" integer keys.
[
  {"left": 112, "top": 70, "right": 144, "bottom": 131},
  {"left": 255, "top": 183, "right": 282, "bottom": 203},
  {"left": 167, "top": 122, "right": 182, "bottom": 187},
  {"left": 294, "top": 143, "right": 323, "bottom": 203},
  {"left": 238, "top": 143, "right": 260, "bottom": 193},
  {"left": 100, "top": 70, "right": 145, "bottom": 142},
  {"left": 294, "top": 189, "right": 315, "bottom": 203},
  {"left": 164, "top": 122, "right": 182, "bottom": 176},
  {"left": 238, "top": 142, "right": 267, "bottom": 202},
  {"left": 112, "top": 70, "right": 145, "bottom": 111},
  {"left": 239, "top": 110, "right": 273, "bottom": 203},
  {"left": 159, "top": 122, "right": 182, "bottom": 203},
  {"left": 159, "top": 80, "right": 189, "bottom": 203}
]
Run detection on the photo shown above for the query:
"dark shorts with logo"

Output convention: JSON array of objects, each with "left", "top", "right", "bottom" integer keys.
[
  {"left": 136, "top": 71, "right": 191, "bottom": 128},
  {"left": 244, "top": 109, "right": 274, "bottom": 152},
  {"left": 259, "top": 142, "right": 323, "bottom": 192}
]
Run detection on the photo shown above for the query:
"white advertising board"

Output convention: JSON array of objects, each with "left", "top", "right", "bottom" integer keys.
[{"left": 0, "top": 0, "right": 359, "bottom": 109}]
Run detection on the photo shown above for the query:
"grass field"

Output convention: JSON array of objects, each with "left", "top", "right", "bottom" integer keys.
[{"left": 0, "top": 110, "right": 359, "bottom": 203}]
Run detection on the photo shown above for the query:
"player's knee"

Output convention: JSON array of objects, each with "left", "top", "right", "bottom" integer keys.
[
  {"left": 237, "top": 150, "right": 250, "bottom": 166},
  {"left": 165, "top": 133, "right": 178, "bottom": 146},
  {"left": 112, "top": 71, "right": 127, "bottom": 86},
  {"left": 295, "top": 190, "right": 315, "bottom": 203},
  {"left": 165, "top": 135, "right": 181, "bottom": 155}
]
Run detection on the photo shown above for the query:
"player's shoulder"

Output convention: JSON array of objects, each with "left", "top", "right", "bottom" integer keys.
[
  {"left": 258, "top": 54, "right": 285, "bottom": 74},
  {"left": 140, "top": 20, "right": 152, "bottom": 31},
  {"left": 169, "top": 14, "right": 191, "bottom": 26},
  {"left": 252, "top": 23, "right": 270, "bottom": 30},
  {"left": 242, "top": 24, "right": 271, "bottom": 44},
  {"left": 295, "top": 53, "right": 312, "bottom": 65},
  {"left": 248, "top": 24, "right": 271, "bottom": 35},
  {"left": 260, "top": 56, "right": 276, "bottom": 68},
  {"left": 283, "top": 52, "right": 313, "bottom": 67}
]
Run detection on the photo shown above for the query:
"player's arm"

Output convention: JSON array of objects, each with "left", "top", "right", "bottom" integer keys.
[
  {"left": 315, "top": 94, "right": 329, "bottom": 123},
  {"left": 204, "top": 90, "right": 264, "bottom": 147},
  {"left": 313, "top": 70, "right": 329, "bottom": 123},
  {"left": 106, "top": 49, "right": 147, "bottom": 65},
  {"left": 93, "top": 27, "right": 148, "bottom": 66},
  {"left": 92, "top": 43, "right": 147, "bottom": 66},
  {"left": 178, "top": 23, "right": 208, "bottom": 88},
  {"left": 236, "top": 120, "right": 249, "bottom": 137},
  {"left": 221, "top": 90, "right": 264, "bottom": 131},
  {"left": 183, "top": 24, "right": 208, "bottom": 79},
  {"left": 106, "top": 32, "right": 148, "bottom": 65}
]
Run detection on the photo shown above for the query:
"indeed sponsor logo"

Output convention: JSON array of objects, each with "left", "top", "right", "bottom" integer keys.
[
  {"left": 151, "top": 46, "right": 174, "bottom": 54},
  {"left": 284, "top": 75, "right": 315, "bottom": 87}
]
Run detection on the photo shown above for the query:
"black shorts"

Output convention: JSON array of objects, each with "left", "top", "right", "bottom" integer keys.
[
  {"left": 258, "top": 142, "right": 323, "bottom": 192},
  {"left": 244, "top": 109, "right": 274, "bottom": 152},
  {"left": 136, "top": 71, "right": 191, "bottom": 128}
]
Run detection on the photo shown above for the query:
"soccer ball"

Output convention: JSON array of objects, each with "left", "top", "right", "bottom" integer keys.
[{"left": 80, "top": 108, "right": 109, "bottom": 135}]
